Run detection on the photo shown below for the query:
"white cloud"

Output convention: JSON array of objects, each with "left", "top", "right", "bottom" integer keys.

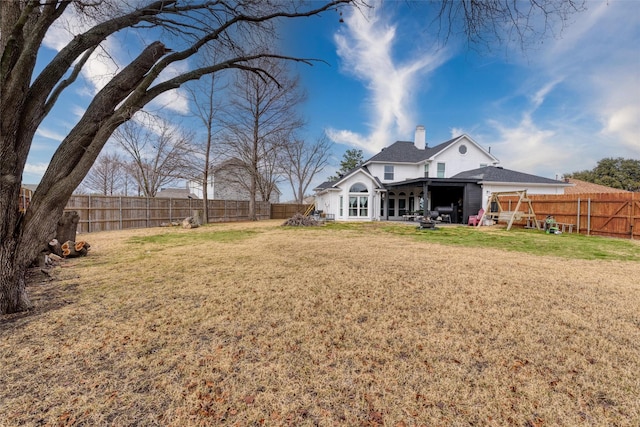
[
  {"left": 488, "top": 116, "right": 563, "bottom": 177},
  {"left": 450, "top": 128, "right": 466, "bottom": 138},
  {"left": 601, "top": 104, "right": 640, "bottom": 152},
  {"left": 149, "top": 87, "right": 191, "bottom": 115},
  {"left": 44, "top": 6, "right": 190, "bottom": 115},
  {"left": 325, "top": 128, "right": 372, "bottom": 152},
  {"left": 35, "top": 128, "right": 65, "bottom": 141},
  {"left": 71, "top": 105, "right": 86, "bottom": 119},
  {"left": 139, "top": 56, "right": 192, "bottom": 115},
  {"left": 24, "top": 162, "right": 49, "bottom": 177},
  {"left": 329, "top": 1, "right": 449, "bottom": 153},
  {"left": 484, "top": 0, "right": 640, "bottom": 177},
  {"left": 529, "top": 79, "right": 562, "bottom": 111},
  {"left": 540, "top": 1, "right": 639, "bottom": 154}
]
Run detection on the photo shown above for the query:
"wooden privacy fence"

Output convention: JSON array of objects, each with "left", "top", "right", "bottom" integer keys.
[
  {"left": 64, "top": 195, "right": 270, "bottom": 233},
  {"left": 495, "top": 192, "right": 639, "bottom": 239},
  {"left": 270, "top": 203, "right": 312, "bottom": 220},
  {"left": 19, "top": 187, "right": 33, "bottom": 213}
]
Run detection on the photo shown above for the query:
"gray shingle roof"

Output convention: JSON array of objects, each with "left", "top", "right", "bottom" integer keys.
[
  {"left": 452, "top": 166, "right": 564, "bottom": 184},
  {"left": 365, "top": 137, "right": 459, "bottom": 163},
  {"left": 314, "top": 180, "right": 337, "bottom": 190},
  {"left": 156, "top": 188, "right": 200, "bottom": 199},
  {"left": 314, "top": 165, "right": 383, "bottom": 191}
]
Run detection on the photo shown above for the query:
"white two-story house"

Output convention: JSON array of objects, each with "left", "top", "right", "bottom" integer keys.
[{"left": 314, "top": 126, "right": 570, "bottom": 223}]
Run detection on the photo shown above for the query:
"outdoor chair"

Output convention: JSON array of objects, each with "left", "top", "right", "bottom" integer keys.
[{"left": 468, "top": 208, "right": 485, "bottom": 226}]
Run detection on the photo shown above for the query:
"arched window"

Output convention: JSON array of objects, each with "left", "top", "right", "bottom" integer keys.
[
  {"left": 349, "top": 183, "right": 368, "bottom": 193},
  {"left": 349, "top": 182, "right": 368, "bottom": 217}
]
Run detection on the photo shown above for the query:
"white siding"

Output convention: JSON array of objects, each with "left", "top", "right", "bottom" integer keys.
[
  {"left": 368, "top": 163, "right": 424, "bottom": 182},
  {"left": 481, "top": 183, "right": 566, "bottom": 209},
  {"left": 425, "top": 136, "right": 496, "bottom": 178}
]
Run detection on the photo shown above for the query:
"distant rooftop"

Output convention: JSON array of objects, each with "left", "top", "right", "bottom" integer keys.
[
  {"left": 156, "top": 188, "right": 199, "bottom": 199},
  {"left": 563, "top": 178, "right": 629, "bottom": 194}
]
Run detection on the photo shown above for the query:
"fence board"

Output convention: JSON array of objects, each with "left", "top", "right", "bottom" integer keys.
[
  {"left": 64, "top": 195, "right": 271, "bottom": 233},
  {"left": 528, "top": 193, "right": 639, "bottom": 239},
  {"left": 270, "top": 203, "right": 311, "bottom": 219}
]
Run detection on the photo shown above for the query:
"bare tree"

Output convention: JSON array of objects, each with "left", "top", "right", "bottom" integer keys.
[
  {"left": 431, "top": 0, "right": 586, "bottom": 51},
  {"left": 282, "top": 134, "right": 333, "bottom": 203},
  {"left": 256, "top": 141, "right": 283, "bottom": 203},
  {"left": 222, "top": 58, "right": 305, "bottom": 219},
  {"left": 0, "top": 0, "right": 585, "bottom": 314},
  {"left": 184, "top": 71, "right": 226, "bottom": 223},
  {"left": 1, "top": 0, "right": 356, "bottom": 315},
  {"left": 80, "top": 151, "right": 125, "bottom": 195},
  {"left": 115, "top": 118, "right": 191, "bottom": 198}
]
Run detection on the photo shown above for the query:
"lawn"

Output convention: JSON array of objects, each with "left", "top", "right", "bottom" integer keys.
[{"left": 1, "top": 221, "right": 639, "bottom": 426}]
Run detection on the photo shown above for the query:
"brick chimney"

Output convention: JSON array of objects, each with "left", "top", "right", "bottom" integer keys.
[{"left": 414, "top": 125, "right": 426, "bottom": 149}]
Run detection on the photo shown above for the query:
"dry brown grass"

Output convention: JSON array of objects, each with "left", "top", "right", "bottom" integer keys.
[{"left": 1, "top": 220, "right": 639, "bottom": 426}]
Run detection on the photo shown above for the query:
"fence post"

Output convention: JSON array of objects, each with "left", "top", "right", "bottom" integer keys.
[
  {"left": 119, "top": 196, "right": 123, "bottom": 231},
  {"left": 587, "top": 198, "right": 591, "bottom": 236},
  {"left": 88, "top": 194, "right": 91, "bottom": 233},
  {"left": 577, "top": 198, "right": 581, "bottom": 234},
  {"left": 146, "top": 197, "right": 150, "bottom": 228},
  {"left": 629, "top": 195, "right": 634, "bottom": 240}
]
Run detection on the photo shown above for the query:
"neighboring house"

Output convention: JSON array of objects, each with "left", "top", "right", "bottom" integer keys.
[
  {"left": 563, "top": 178, "right": 630, "bottom": 194},
  {"left": 314, "top": 126, "right": 571, "bottom": 223},
  {"left": 189, "top": 158, "right": 281, "bottom": 203},
  {"left": 156, "top": 187, "right": 199, "bottom": 199}
]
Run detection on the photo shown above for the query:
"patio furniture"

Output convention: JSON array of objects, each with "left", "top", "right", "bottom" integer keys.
[
  {"left": 468, "top": 208, "right": 484, "bottom": 226},
  {"left": 427, "top": 210, "right": 440, "bottom": 220},
  {"left": 417, "top": 218, "right": 436, "bottom": 229}
]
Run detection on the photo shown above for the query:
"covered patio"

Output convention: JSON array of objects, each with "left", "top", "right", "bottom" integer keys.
[{"left": 380, "top": 178, "right": 483, "bottom": 224}]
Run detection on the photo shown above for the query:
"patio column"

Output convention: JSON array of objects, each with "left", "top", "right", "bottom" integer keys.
[
  {"left": 384, "top": 191, "right": 389, "bottom": 221},
  {"left": 423, "top": 182, "right": 429, "bottom": 213}
]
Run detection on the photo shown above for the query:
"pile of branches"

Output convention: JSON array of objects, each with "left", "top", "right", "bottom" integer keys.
[{"left": 282, "top": 213, "right": 320, "bottom": 227}]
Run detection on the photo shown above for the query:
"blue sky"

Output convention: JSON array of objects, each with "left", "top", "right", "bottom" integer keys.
[{"left": 25, "top": 0, "right": 640, "bottom": 200}]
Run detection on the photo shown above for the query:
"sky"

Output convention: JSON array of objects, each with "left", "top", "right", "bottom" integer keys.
[{"left": 24, "top": 0, "right": 640, "bottom": 201}]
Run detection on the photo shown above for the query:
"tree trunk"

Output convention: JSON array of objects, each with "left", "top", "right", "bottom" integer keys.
[
  {"left": 0, "top": 42, "right": 168, "bottom": 315},
  {"left": 202, "top": 175, "right": 210, "bottom": 224},
  {"left": 56, "top": 211, "right": 80, "bottom": 244},
  {"left": 0, "top": 240, "right": 30, "bottom": 314}
]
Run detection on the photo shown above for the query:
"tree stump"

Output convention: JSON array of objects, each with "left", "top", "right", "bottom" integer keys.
[{"left": 56, "top": 211, "right": 80, "bottom": 244}]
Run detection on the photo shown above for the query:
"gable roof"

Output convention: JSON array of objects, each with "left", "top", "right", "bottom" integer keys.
[
  {"left": 364, "top": 134, "right": 498, "bottom": 164},
  {"left": 564, "top": 178, "right": 629, "bottom": 194},
  {"left": 156, "top": 188, "right": 200, "bottom": 199},
  {"left": 452, "top": 166, "right": 567, "bottom": 185},
  {"left": 366, "top": 140, "right": 433, "bottom": 163},
  {"left": 313, "top": 165, "right": 384, "bottom": 192}
]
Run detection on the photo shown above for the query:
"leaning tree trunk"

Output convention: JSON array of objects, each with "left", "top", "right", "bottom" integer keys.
[{"left": 0, "top": 238, "right": 30, "bottom": 314}]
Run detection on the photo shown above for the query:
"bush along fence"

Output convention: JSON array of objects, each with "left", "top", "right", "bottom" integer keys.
[{"left": 496, "top": 192, "right": 639, "bottom": 239}]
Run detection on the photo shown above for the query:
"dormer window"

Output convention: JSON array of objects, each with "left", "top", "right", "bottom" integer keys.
[{"left": 384, "top": 165, "right": 394, "bottom": 180}]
